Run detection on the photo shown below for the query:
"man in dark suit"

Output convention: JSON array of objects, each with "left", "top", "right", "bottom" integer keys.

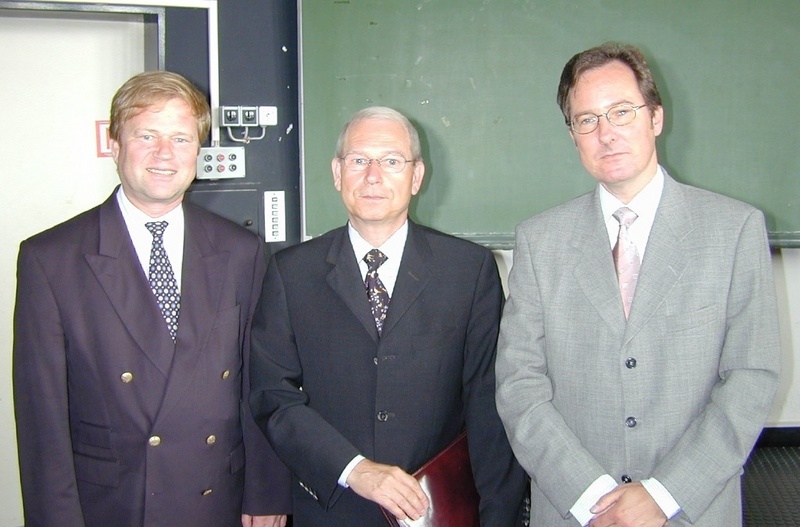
[
  {"left": 13, "top": 71, "right": 290, "bottom": 527},
  {"left": 249, "top": 106, "right": 526, "bottom": 525},
  {"left": 495, "top": 43, "right": 780, "bottom": 527}
]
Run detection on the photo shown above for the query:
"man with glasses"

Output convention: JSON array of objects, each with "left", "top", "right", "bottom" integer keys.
[
  {"left": 249, "top": 106, "right": 526, "bottom": 526},
  {"left": 496, "top": 42, "right": 780, "bottom": 527}
]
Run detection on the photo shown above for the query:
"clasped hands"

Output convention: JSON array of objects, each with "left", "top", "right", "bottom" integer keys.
[
  {"left": 588, "top": 482, "right": 668, "bottom": 527},
  {"left": 347, "top": 458, "right": 429, "bottom": 521}
]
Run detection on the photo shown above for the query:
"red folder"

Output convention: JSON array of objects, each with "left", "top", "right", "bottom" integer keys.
[{"left": 382, "top": 431, "right": 480, "bottom": 527}]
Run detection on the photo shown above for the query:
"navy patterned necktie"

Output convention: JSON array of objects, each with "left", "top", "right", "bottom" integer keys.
[
  {"left": 145, "top": 221, "right": 180, "bottom": 341},
  {"left": 364, "top": 249, "right": 390, "bottom": 335}
]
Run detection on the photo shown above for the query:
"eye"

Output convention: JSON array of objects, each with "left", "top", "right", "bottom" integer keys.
[
  {"left": 382, "top": 156, "right": 401, "bottom": 167},
  {"left": 575, "top": 114, "right": 597, "bottom": 127},
  {"left": 610, "top": 107, "right": 630, "bottom": 118},
  {"left": 352, "top": 157, "right": 369, "bottom": 166}
]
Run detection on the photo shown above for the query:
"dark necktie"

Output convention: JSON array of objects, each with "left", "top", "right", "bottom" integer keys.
[
  {"left": 145, "top": 221, "right": 180, "bottom": 340},
  {"left": 364, "top": 249, "right": 390, "bottom": 335},
  {"left": 612, "top": 207, "right": 641, "bottom": 319}
]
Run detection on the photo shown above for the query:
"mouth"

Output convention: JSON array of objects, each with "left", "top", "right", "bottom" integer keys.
[{"left": 147, "top": 168, "right": 177, "bottom": 176}]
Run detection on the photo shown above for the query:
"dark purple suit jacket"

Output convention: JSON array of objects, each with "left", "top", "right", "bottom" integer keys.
[{"left": 13, "top": 190, "right": 290, "bottom": 527}]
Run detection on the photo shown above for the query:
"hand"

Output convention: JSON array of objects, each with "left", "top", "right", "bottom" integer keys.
[
  {"left": 241, "top": 514, "right": 288, "bottom": 527},
  {"left": 588, "top": 483, "right": 668, "bottom": 527},
  {"left": 346, "top": 458, "right": 429, "bottom": 521}
]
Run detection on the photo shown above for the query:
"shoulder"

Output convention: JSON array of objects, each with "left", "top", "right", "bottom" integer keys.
[
  {"left": 21, "top": 204, "right": 103, "bottom": 253},
  {"left": 516, "top": 191, "right": 594, "bottom": 236}
]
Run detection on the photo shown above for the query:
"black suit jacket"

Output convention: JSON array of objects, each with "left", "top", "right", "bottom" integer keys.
[
  {"left": 13, "top": 190, "right": 290, "bottom": 527},
  {"left": 249, "top": 221, "right": 526, "bottom": 526}
]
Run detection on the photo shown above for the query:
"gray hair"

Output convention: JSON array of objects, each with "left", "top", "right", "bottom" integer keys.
[{"left": 334, "top": 106, "right": 422, "bottom": 160}]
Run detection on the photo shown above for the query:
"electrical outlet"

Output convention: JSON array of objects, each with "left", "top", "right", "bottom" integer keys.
[
  {"left": 258, "top": 106, "right": 278, "bottom": 126},
  {"left": 196, "top": 146, "right": 246, "bottom": 179},
  {"left": 264, "top": 190, "right": 286, "bottom": 242},
  {"left": 221, "top": 106, "right": 241, "bottom": 127},
  {"left": 240, "top": 106, "right": 258, "bottom": 127}
]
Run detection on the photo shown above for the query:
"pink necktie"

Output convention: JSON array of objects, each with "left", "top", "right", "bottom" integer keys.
[{"left": 612, "top": 207, "right": 640, "bottom": 319}]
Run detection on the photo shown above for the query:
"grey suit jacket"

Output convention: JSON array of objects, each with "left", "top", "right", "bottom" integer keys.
[
  {"left": 13, "top": 190, "right": 290, "bottom": 527},
  {"left": 249, "top": 221, "right": 527, "bottom": 526},
  {"left": 496, "top": 171, "right": 780, "bottom": 526}
]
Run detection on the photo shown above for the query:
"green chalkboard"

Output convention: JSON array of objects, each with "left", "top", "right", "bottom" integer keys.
[{"left": 300, "top": 0, "right": 800, "bottom": 248}]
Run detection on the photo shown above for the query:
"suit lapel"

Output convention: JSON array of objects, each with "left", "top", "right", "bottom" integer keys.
[
  {"left": 85, "top": 193, "right": 175, "bottom": 376},
  {"left": 380, "top": 222, "right": 431, "bottom": 339},
  {"left": 572, "top": 191, "right": 628, "bottom": 336},
  {"left": 155, "top": 205, "right": 229, "bottom": 420},
  {"left": 326, "top": 228, "right": 380, "bottom": 341},
  {"left": 624, "top": 174, "right": 693, "bottom": 339}
]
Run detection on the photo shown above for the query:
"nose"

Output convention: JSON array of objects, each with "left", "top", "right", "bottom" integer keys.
[
  {"left": 596, "top": 115, "right": 617, "bottom": 144},
  {"left": 364, "top": 160, "right": 383, "bottom": 183},
  {"left": 153, "top": 138, "right": 175, "bottom": 159}
]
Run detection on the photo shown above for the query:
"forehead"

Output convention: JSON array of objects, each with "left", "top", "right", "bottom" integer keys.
[
  {"left": 570, "top": 61, "right": 642, "bottom": 112},
  {"left": 344, "top": 118, "right": 411, "bottom": 152}
]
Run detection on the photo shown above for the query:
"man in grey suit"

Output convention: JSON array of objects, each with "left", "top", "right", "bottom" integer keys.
[
  {"left": 13, "top": 71, "right": 290, "bottom": 527},
  {"left": 249, "top": 106, "right": 526, "bottom": 526},
  {"left": 495, "top": 42, "right": 780, "bottom": 527}
]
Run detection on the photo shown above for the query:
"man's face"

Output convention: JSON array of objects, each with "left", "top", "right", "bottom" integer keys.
[
  {"left": 331, "top": 118, "right": 425, "bottom": 234},
  {"left": 568, "top": 60, "right": 663, "bottom": 201},
  {"left": 110, "top": 97, "right": 200, "bottom": 217}
]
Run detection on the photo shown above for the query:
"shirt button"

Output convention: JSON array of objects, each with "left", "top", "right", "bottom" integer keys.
[
  {"left": 373, "top": 357, "right": 378, "bottom": 365},
  {"left": 377, "top": 411, "right": 389, "bottom": 422},
  {"left": 201, "top": 488, "right": 213, "bottom": 496},
  {"left": 621, "top": 474, "right": 632, "bottom": 483},
  {"left": 206, "top": 435, "right": 217, "bottom": 445},
  {"left": 221, "top": 370, "right": 231, "bottom": 380},
  {"left": 625, "top": 358, "right": 637, "bottom": 369},
  {"left": 625, "top": 417, "right": 637, "bottom": 428},
  {"left": 148, "top": 435, "right": 162, "bottom": 446},
  {"left": 120, "top": 372, "right": 134, "bottom": 383}
]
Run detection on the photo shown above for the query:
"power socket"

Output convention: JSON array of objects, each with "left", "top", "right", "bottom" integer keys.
[
  {"left": 240, "top": 106, "right": 259, "bottom": 127},
  {"left": 196, "top": 146, "right": 246, "bottom": 180},
  {"left": 258, "top": 106, "right": 278, "bottom": 126},
  {"left": 220, "top": 106, "right": 241, "bottom": 127}
]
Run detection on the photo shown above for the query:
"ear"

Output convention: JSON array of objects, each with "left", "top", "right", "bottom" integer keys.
[
  {"left": 652, "top": 106, "right": 665, "bottom": 137},
  {"left": 411, "top": 160, "right": 425, "bottom": 195},
  {"left": 567, "top": 127, "right": 578, "bottom": 148},
  {"left": 110, "top": 138, "right": 120, "bottom": 163},
  {"left": 331, "top": 157, "right": 343, "bottom": 191}
]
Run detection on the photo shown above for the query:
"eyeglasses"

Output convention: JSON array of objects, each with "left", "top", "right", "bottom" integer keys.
[
  {"left": 569, "top": 104, "right": 646, "bottom": 135},
  {"left": 339, "top": 154, "right": 414, "bottom": 174}
]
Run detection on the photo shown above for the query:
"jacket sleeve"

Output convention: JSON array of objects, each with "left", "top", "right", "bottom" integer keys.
[
  {"left": 463, "top": 249, "right": 528, "bottom": 526},
  {"left": 13, "top": 240, "right": 87, "bottom": 527},
  {"left": 242, "top": 241, "right": 293, "bottom": 515},
  {"left": 650, "top": 209, "right": 780, "bottom": 522}
]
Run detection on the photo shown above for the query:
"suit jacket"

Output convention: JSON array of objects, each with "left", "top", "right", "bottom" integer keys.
[
  {"left": 249, "top": 221, "right": 527, "bottom": 526},
  {"left": 13, "top": 190, "right": 291, "bottom": 527},
  {"left": 496, "top": 171, "right": 781, "bottom": 526}
]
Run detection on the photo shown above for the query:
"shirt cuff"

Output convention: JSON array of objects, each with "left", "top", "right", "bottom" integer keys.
[
  {"left": 338, "top": 455, "right": 366, "bottom": 488},
  {"left": 641, "top": 477, "right": 681, "bottom": 520},
  {"left": 570, "top": 474, "right": 618, "bottom": 526}
]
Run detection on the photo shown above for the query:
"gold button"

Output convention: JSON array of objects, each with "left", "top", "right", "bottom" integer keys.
[
  {"left": 120, "top": 372, "right": 133, "bottom": 383},
  {"left": 148, "top": 435, "right": 161, "bottom": 446},
  {"left": 221, "top": 370, "right": 231, "bottom": 380},
  {"left": 201, "top": 488, "right": 213, "bottom": 496},
  {"left": 206, "top": 435, "right": 217, "bottom": 445}
]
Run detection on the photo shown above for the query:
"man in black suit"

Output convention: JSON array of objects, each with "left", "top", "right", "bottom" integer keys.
[
  {"left": 249, "top": 106, "right": 526, "bottom": 526},
  {"left": 13, "top": 71, "right": 290, "bottom": 527}
]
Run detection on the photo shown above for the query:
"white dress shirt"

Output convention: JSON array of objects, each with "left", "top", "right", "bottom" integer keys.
[{"left": 116, "top": 187, "right": 185, "bottom": 291}]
